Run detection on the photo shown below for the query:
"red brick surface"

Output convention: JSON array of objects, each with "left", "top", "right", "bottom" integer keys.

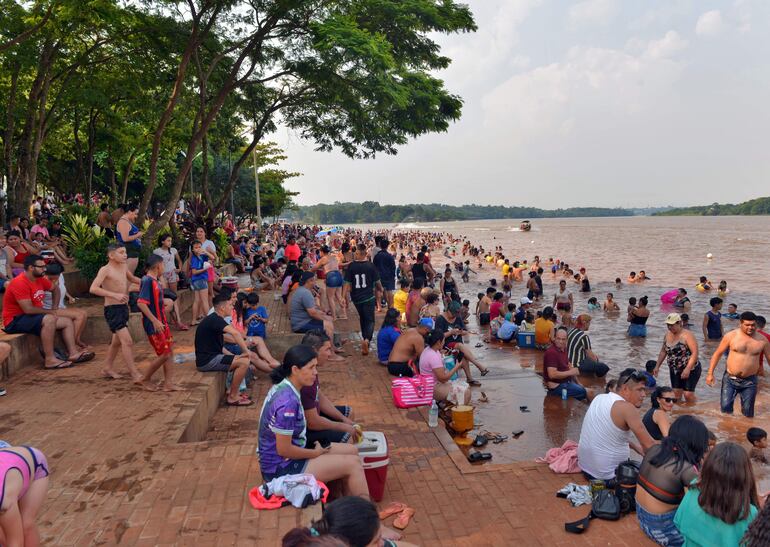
[{"left": 0, "top": 298, "right": 653, "bottom": 546}]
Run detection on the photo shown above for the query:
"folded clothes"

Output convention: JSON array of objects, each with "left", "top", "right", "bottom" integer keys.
[{"left": 557, "top": 483, "right": 593, "bottom": 507}]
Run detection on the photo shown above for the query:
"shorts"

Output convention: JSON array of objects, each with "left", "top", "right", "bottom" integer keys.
[
  {"left": 163, "top": 270, "right": 179, "bottom": 284},
  {"left": 306, "top": 406, "right": 353, "bottom": 446},
  {"left": 325, "top": 270, "right": 343, "bottom": 288},
  {"left": 126, "top": 245, "right": 141, "bottom": 259},
  {"left": 479, "top": 312, "right": 490, "bottom": 326},
  {"left": 556, "top": 302, "right": 570, "bottom": 311},
  {"left": 197, "top": 354, "right": 235, "bottom": 372},
  {"left": 3, "top": 314, "right": 45, "bottom": 336},
  {"left": 147, "top": 326, "right": 174, "bottom": 356},
  {"left": 104, "top": 304, "right": 130, "bottom": 333},
  {"left": 0, "top": 278, "right": 8, "bottom": 291},
  {"left": 191, "top": 279, "right": 208, "bottom": 291},
  {"left": 387, "top": 361, "right": 415, "bottom": 377},
  {"left": 261, "top": 458, "right": 308, "bottom": 482},
  {"left": 381, "top": 278, "right": 395, "bottom": 292},
  {"left": 636, "top": 502, "right": 683, "bottom": 547},
  {"left": 293, "top": 319, "right": 325, "bottom": 334},
  {"left": 669, "top": 362, "right": 701, "bottom": 392}
]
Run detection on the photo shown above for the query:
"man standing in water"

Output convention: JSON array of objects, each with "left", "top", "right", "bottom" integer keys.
[{"left": 707, "top": 311, "right": 770, "bottom": 418}]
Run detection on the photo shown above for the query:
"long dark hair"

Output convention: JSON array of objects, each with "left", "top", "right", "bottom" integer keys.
[
  {"left": 270, "top": 345, "right": 317, "bottom": 384},
  {"left": 649, "top": 415, "right": 708, "bottom": 473},
  {"left": 650, "top": 386, "right": 674, "bottom": 409},
  {"left": 381, "top": 308, "right": 400, "bottom": 329},
  {"left": 234, "top": 291, "right": 248, "bottom": 323},
  {"left": 742, "top": 494, "right": 770, "bottom": 546},
  {"left": 282, "top": 496, "right": 378, "bottom": 547},
  {"left": 698, "top": 442, "right": 759, "bottom": 524}
]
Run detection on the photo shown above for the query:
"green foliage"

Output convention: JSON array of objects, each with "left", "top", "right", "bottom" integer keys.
[
  {"left": 212, "top": 228, "right": 230, "bottom": 264},
  {"left": 61, "top": 213, "right": 106, "bottom": 252},
  {"left": 71, "top": 231, "right": 110, "bottom": 280},
  {"left": 60, "top": 204, "right": 99, "bottom": 225},
  {"left": 290, "top": 202, "right": 635, "bottom": 224},
  {"left": 654, "top": 197, "right": 770, "bottom": 216}
]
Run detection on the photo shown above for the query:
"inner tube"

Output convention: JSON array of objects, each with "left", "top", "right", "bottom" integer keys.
[{"left": 660, "top": 289, "right": 678, "bottom": 304}]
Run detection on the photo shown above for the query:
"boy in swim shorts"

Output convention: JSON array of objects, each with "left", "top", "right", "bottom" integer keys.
[
  {"left": 136, "top": 255, "right": 180, "bottom": 391},
  {"left": 90, "top": 244, "right": 156, "bottom": 390}
]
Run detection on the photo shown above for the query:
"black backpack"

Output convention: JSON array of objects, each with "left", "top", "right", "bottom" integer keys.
[{"left": 564, "top": 460, "right": 639, "bottom": 534}]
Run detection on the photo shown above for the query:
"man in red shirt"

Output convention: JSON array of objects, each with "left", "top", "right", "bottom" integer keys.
[
  {"left": 2, "top": 254, "right": 93, "bottom": 369},
  {"left": 543, "top": 327, "right": 587, "bottom": 400},
  {"left": 283, "top": 236, "right": 301, "bottom": 263}
]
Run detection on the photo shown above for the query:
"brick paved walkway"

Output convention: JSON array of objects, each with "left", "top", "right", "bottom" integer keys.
[{"left": 0, "top": 297, "right": 653, "bottom": 546}]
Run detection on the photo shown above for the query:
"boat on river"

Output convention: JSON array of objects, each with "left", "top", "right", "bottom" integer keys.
[{"left": 519, "top": 220, "right": 531, "bottom": 232}]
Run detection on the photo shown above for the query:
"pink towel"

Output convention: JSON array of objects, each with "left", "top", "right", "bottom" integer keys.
[{"left": 535, "top": 440, "right": 580, "bottom": 474}]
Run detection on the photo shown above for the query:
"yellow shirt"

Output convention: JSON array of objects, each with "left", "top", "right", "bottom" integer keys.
[
  {"left": 502, "top": 264, "right": 511, "bottom": 275},
  {"left": 534, "top": 318, "right": 554, "bottom": 345},
  {"left": 393, "top": 289, "right": 409, "bottom": 315}
]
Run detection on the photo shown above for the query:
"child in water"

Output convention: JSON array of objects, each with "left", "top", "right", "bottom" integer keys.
[
  {"left": 717, "top": 280, "right": 729, "bottom": 298},
  {"left": 723, "top": 303, "right": 739, "bottom": 320},
  {"left": 627, "top": 297, "right": 637, "bottom": 321},
  {"left": 747, "top": 427, "right": 768, "bottom": 464},
  {"left": 696, "top": 276, "right": 712, "bottom": 292},
  {"left": 680, "top": 313, "right": 691, "bottom": 329},
  {"left": 603, "top": 293, "right": 620, "bottom": 311},
  {"left": 587, "top": 297, "right": 600, "bottom": 311}
]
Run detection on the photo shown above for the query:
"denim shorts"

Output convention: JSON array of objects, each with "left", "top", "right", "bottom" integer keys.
[
  {"left": 628, "top": 324, "right": 647, "bottom": 337},
  {"left": 191, "top": 279, "right": 208, "bottom": 291},
  {"left": 636, "top": 501, "right": 683, "bottom": 546}
]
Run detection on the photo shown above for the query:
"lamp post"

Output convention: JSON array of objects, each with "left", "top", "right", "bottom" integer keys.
[
  {"left": 252, "top": 146, "right": 261, "bottom": 225},
  {"left": 180, "top": 150, "right": 203, "bottom": 197}
]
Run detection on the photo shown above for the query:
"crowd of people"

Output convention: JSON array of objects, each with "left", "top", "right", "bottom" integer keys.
[{"left": 3, "top": 200, "right": 770, "bottom": 545}]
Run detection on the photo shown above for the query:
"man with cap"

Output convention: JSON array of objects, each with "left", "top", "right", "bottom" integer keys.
[
  {"left": 290, "top": 271, "right": 336, "bottom": 342},
  {"left": 435, "top": 300, "right": 489, "bottom": 385},
  {"left": 653, "top": 313, "right": 700, "bottom": 404},
  {"left": 567, "top": 314, "right": 609, "bottom": 377},
  {"left": 386, "top": 317, "right": 433, "bottom": 377},
  {"left": 514, "top": 296, "right": 533, "bottom": 325}
]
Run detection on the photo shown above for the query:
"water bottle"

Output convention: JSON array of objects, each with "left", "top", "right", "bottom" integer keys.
[
  {"left": 428, "top": 401, "right": 439, "bottom": 427},
  {"left": 561, "top": 388, "right": 568, "bottom": 400}
]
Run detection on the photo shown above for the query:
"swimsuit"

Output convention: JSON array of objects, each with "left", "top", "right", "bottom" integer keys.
[
  {"left": 116, "top": 219, "right": 142, "bottom": 258},
  {"left": 0, "top": 446, "right": 49, "bottom": 509},
  {"left": 665, "top": 339, "right": 701, "bottom": 392},
  {"left": 104, "top": 304, "right": 130, "bottom": 333}
]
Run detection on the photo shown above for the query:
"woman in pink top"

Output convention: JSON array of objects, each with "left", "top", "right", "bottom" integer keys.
[{"left": 419, "top": 330, "right": 470, "bottom": 404}]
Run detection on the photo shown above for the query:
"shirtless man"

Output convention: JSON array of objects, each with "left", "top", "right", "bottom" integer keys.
[
  {"left": 477, "top": 287, "right": 494, "bottom": 327},
  {"left": 707, "top": 311, "right": 770, "bottom": 418},
  {"left": 90, "top": 244, "right": 155, "bottom": 390},
  {"left": 386, "top": 318, "right": 432, "bottom": 377}
]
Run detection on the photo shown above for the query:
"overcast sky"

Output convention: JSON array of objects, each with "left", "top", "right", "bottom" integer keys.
[{"left": 273, "top": 0, "right": 770, "bottom": 209}]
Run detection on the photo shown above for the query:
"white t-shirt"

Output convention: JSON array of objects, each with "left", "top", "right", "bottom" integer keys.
[
  {"left": 43, "top": 275, "right": 67, "bottom": 310},
  {"left": 153, "top": 247, "right": 178, "bottom": 275},
  {"left": 577, "top": 393, "right": 631, "bottom": 479}
]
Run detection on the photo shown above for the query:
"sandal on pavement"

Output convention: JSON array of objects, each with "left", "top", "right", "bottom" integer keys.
[
  {"left": 392, "top": 507, "right": 415, "bottom": 530},
  {"left": 467, "top": 452, "right": 492, "bottom": 463},
  {"left": 378, "top": 502, "right": 406, "bottom": 520},
  {"left": 226, "top": 398, "right": 253, "bottom": 406},
  {"left": 472, "top": 434, "right": 488, "bottom": 448},
  {"left": 468, "top": 380, "right": 482, "bottom": 387},
  {"left": 44, "top": 360, "right": 73, "bottom": 369}
]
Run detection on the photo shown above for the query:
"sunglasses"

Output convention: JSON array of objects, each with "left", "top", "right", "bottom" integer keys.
[
  {"left": 660, "top": 397, "right": 677, "bottom": 403},
  {"left": 619, "top": 370, "right": 646, "bottom": 385}
]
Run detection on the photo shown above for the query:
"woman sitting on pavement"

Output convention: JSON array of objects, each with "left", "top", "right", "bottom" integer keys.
[
  {"left": 674, "top": 441, "right": 761, "bottom": 545},
  {"left": 636, "top": 415, "right": 709, "bottom": 546},
  {"left": 642, "top": 386, "right": 675, "bottom": 441},
  {"left": 0, "top": 443, "right": 50, "bottom": 546},
  {"left": 376, "top": 308, "right": 401, "bottom": 365},
  {"left": 419, "top": 329, "right": 471, "bottom": 405},
  {"left": 257, "top": 345, "right": 369, "bottom": 496},
  {"left": 283, "top": 496, "right": 414, "bottom": 547}
]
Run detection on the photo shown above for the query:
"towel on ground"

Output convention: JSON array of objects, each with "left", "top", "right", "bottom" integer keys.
[
  {"left": 535, "top": 439, "right": 581, "bottom": 474},
  {"left": 557, "top": 483, "right": 593, "bottom": 507},
  {"left": 249, "top": 474, "right": 329, "bottom": 510}
]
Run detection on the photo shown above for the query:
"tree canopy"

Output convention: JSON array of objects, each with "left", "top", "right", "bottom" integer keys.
[{"left": 0, "top": 0, "right": 477, "bottom": 236}]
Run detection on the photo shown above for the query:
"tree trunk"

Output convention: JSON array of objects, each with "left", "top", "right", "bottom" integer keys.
[
  {"left": 120, "top": 149, "right": 138, "bottom": 204},
  {"left": 200, "top": 134, "right": 214, "bottom": 210},
  {"left": 86, "top": 108, "right": 97, "bottom": 200},
  {"left": 73, "top": 111, "right": 86, "bottom": 190},
  {"left": 106, "top": 155, "right": 117, "bottom": 206}
]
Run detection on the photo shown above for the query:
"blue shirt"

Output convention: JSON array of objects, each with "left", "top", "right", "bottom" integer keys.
[
  {"left": 190, "top": 254, "right": 208, "bottom": 283},
  {"left": 706, "top": 310, "right": 722, "bottom": 339},
  {"left": 245, "top": 306, "right": 268, "bottom": 338},
  {"left": 497, "top": 320, "right": 518, "bottom": 340},
  {"left": 376, "top": 326, "right": 401, "bottom": 362},
  {"left": 373, "top": 250, "right": 396, "bottom": 286},
  {"left": 257, "top": 379, "right": 306, "bottom": 476}
]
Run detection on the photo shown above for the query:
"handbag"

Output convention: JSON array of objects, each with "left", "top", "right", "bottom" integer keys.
[
  {"left": 564, "top": 489, "right": 621, "bottom": 534},
  {"left": 391, "top": 374, "right": 435, "bottom": 408}
]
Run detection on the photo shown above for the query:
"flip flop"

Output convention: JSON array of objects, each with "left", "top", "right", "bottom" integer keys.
[
  {"left": 44, "top": 360, "right": 73, "bottom": 369},
  {"left": 519, "top": 406, "right": 530, "bottom": 413},
  {"left": 472, "top": 434, "right": 488, "bottom": 448},
  {"left": 467, "top": 452, "right": 492, "bottom": 463},
  {"left": 392, "top": 507, "right": 415, "bottom": 530},
  {"left": 226, "top": 398, "right": 253, "bottom": 406},
  {"left": 468, "top": 380, "right": 482, "bottom": 387},
  {"left": 480, "top": 368, "right": 490, "bottom": 376},
  {"left": 492, "top": 435, "right": 509, "bottom": 444},
  {"left": 512, "top": 430, "right": 525, "bottom": 438},
  {"left": 71, "top": 352, "right": 95, "bottom": 364},
  {"left": 378, "top": 502, "right": 406, "bottom": 520}
]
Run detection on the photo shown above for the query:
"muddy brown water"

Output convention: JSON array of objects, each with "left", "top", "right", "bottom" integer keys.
[{"left": 352, "top": 216, "right": 770, "bottom": 488}]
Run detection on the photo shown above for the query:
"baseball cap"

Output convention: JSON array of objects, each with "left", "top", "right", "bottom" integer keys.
[
  {"left": 665, "top": 313, "right": 682, "bottom": 325},
  {"left": 300, "top": 271, "right": 316, "bottom": 285},
  {"left": 418, "top": 318, "right": 435, "bottom": 329},
  {"left": 520, "top": 296, "right": 533, "bottom": 305}
]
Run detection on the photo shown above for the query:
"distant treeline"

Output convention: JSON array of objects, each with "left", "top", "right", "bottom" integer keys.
[
  {"left": 654, "top": 196, "right": 770, "bottom": 216},
  {"left": 289, "top": 202, "right": 634, "bottom": 224}
]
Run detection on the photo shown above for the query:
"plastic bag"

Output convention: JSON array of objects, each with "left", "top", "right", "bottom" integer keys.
[{"left": 448, "top": 379, "right": 469, "bottom": 405}]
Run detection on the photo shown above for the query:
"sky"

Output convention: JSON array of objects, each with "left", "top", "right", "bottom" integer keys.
[{"left": 272, "top": 0, "right": 770, "bottom": 209}]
